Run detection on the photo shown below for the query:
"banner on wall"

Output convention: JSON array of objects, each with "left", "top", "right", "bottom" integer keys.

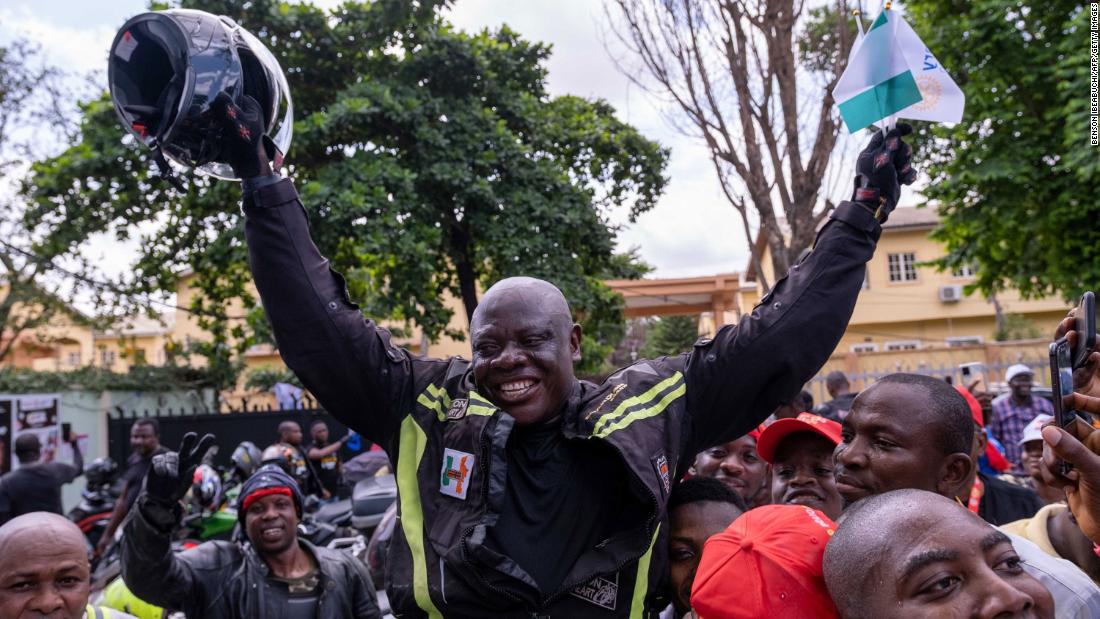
[{"left": 11, "top": 394, "right": 62, "bottom": 471}]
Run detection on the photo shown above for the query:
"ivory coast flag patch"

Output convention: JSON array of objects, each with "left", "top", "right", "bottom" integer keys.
[{"left": 440, "top": 448, "right": 474, "bottom": 500}]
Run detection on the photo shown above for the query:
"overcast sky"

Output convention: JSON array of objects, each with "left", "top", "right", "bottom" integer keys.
[{"left": 1, "top": 0, "right": 887, "bottom": 281}]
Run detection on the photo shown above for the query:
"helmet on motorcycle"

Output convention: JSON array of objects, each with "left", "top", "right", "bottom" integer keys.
[
  {"left": 84, "top": 457, "right": 119, "bottom": 488},
  {"left": 191, "top": 463, "right": 223, "bottom": 511},
  {"left": 260, "top": 443, "right": 296, "bottom": 475},
  {"left": 107, "top": 8, "right": 292, "bottom": 181},
  {"left": 231, "top": 440, "right": 262, "bottom": 479}
]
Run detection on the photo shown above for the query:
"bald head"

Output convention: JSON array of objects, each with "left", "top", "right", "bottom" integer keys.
[
  {"left": 825, "top": 490, "right": 1053, "bottom": 619},
  {"left": 278, "top": 420, "right": 303, "bottom": 445},
  {"left": 0, "top": 513, "right": 91, "bottom": 619},
  {"left": 469, "top": 277, "right": 582, "bottom": 426},
  {"left": 472, "top": 277, "right": 572, "bottom": 330}
]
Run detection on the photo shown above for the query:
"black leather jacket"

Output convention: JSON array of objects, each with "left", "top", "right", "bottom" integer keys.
[
  {"left": 240, "top": 179, "right": 882, "bottom": 617},
  {"left": 120, "top": 497, "right": 380, "bottom": 619}
]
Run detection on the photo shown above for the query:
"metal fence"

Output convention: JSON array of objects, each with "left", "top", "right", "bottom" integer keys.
[{"left": 805, "top": 356, "right": 1050, "bottom": 406}]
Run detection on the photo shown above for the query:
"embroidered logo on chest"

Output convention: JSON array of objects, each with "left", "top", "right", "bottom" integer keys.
[
  {"left": 652, "top": 453, "right": 671, "bottom": 495},
  {"left": 446, "top": 398, "right": 468, "bottom": 420},
  {"left": 570, "top": 571, "right": 618, "bottom": 611},
  {"left": 439, "top": 447, "right": 474, "bottom": 500}
]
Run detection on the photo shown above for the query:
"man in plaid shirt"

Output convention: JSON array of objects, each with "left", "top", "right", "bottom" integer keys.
[{"left": 990, "top": 364, "right": 1054, "bottom": 474}]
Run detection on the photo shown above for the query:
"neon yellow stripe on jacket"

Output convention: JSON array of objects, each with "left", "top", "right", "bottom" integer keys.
[
  {"left": 397, "top": 415, "right": 443, "bottom": 618},
  {"left": 630, "top": 525, "right": 661, "bottom": 618},
  {"left": 594, "top": 382, "right": 686, "bottom": 438},
  {"left": 591, "top": 373, "right": 684, "bottom": 436}
]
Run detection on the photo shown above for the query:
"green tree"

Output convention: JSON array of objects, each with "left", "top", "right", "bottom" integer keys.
[
  {"left": 23, "top": 0, "right": 668, "bottom": 379},
  {"left": 903, "top": 1, "right": 1099, "bottom": 302},
  {"left": 641, "top": 315, "right": 699, "bottom": 358}
]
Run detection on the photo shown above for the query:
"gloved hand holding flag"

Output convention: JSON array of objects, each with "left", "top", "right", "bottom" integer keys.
[{"left": 833, "top": 2, "right": 965, "bottom": 133}]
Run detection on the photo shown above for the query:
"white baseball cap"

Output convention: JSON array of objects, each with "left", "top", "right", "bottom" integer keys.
[
  {"left": 1018, "top": 414, "right": 1053, "bottom": 445},
  {"left": 1005, "top": 364, "right": 1034, "bottom": 383}
]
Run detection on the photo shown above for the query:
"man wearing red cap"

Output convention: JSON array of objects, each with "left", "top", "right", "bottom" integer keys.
[
  {"left": 119, "top": 433, "right": 380, "bottom": 619},
  {"left": 756, "top": 412, "right": 843, "bottom": 520},
  {"left": 690, "top": 504, "right": 840, "bottom": 618}
]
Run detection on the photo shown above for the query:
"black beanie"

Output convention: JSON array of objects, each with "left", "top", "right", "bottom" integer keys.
[{"left": 237, "top": 464, "right": 303, "bottom": 526}]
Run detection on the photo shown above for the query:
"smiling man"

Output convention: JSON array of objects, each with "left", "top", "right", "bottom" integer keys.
[
  {"left": 756, "top": 412, "right": 843, "bottom": 520},
  {"left": 825, "top": 489, "right": 1054, "bottom": 619},
  {"left": 120, "top": 440, "right": 379, "bottom": 619},
  {"left": 221, "top": 84, "right": 917, "bottom": 614},
  {"left": 833, "top": 373, "right": 1100, "bottom": 617}
]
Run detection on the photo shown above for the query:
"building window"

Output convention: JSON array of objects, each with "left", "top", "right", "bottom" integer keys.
[
  {"left": 851, "top": 343, "right": 878, "bottom": 353},
  {"left": 67, "top": 352, "right": 81, "bottom": 367},
  {"left": 133, "top": 349, "right": 147, "bottom": 364},
  {"left": 888, "top": 252, "right": 918, "bottom": 282},
  {"left": 952, "top": 263, "right": 977, "bottom": 278},
  {"left": 947, "top": 336, "right": 984, "bottom": 347},
  {"left": 885, "top": 339, "right": 921, "bottom": 351},
  {"left": 100, "top": 350, "right": 116, "bottom": 367}
]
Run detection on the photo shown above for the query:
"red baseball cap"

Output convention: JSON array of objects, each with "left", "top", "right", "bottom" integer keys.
[
  {"left": 756, "top": 413, "right": 842, "bottom": 464},
  {"left": 691, "top": 504, "right": 839, "bottom": 619},
  {"left": 954, "top": 385, "right": 1011, "bottom": 472},
  {"left": 955, "top": 385, "right": 983, "bottom": 428}
]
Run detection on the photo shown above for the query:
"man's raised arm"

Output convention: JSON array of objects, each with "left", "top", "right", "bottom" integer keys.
[
  {"left": 683, "top": 125, "right": 918, "bottom": 450},
  {"left": 224, "top": 95, "right": 411, "bottom": 445}
]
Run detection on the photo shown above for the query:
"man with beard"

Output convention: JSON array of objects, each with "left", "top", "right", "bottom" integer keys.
[
  {"left": 119, "top": 433, "right": 379, "bottom": 618},
  {"left": 834, "top": 373, "right": 1100, "bottom": 617}
]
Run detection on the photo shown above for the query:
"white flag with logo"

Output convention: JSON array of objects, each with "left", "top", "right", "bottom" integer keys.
[
  {"left": 893, "top": 15, "right": 965, "bottom": 124},
  {"left": 834, "top": 8, "right": 964, "bottom": 132}
]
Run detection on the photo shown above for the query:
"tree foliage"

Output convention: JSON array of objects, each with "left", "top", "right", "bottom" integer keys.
[
  {"left": 23, "top": 0, "right": 668, "bottom": 378},
  {"left": 641, "top": 314, "right": 699, "bottom": 358},
  {"left": 904, "top": 1, "right": 1099, "bottom": 301}
]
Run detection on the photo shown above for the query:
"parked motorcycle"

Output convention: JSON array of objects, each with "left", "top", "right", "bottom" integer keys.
[{"left": 68, "top": 457, "right": 122, "bottom": 551}]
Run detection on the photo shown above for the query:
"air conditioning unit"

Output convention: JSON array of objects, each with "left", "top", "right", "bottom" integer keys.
[{"left": 938, "top": 284, "right": 963, "bottom": 303}]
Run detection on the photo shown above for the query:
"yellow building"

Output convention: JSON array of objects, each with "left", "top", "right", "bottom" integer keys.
[{"left": 748, "top": 207, "right": 1069, "bottom": 353}]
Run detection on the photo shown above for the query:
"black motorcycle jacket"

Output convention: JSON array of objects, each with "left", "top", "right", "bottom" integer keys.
[
  {"left": 242, "top": 179, "right": 881, "bottom": 617},
  {"left": 120, "top": 497, "right": 380, "bottom": 618}
]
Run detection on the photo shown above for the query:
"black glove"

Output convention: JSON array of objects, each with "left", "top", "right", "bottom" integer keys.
[
  {"left": 143, "top": 432, "right": 215, "bottom": 507},
  {"left": 215, "top": 93, "right": 271, "bottom": 179},
  {"left": 852, "top": 122, "right": 918, "bottom": 223}
]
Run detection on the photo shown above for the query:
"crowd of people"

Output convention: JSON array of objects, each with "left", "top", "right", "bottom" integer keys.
[{"left": 8, "top": 61, "right": 1100, "bottom": 619}]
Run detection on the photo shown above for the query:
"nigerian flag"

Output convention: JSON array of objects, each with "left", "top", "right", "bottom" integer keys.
[{"left": 834, "top": 9, "right": 920, "bottom": 132}]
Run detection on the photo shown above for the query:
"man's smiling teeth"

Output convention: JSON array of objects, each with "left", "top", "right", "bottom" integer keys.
[{"left": 501, "top": 380, "right": 535, "bottom": 393}]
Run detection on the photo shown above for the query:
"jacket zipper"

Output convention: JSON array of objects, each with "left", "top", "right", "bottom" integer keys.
[{"left": 540, "top": 439, "right": 659, "bottom": 608}]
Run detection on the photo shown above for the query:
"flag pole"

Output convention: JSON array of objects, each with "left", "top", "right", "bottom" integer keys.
[{"left": 881, "top": 0, "right": 895, "bottom": 136}]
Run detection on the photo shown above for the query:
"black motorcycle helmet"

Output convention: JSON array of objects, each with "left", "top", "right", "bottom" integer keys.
[
  {"left": 85, "top": 457, "right": 119, "bottom": 488},
  {"left": 230, "top": 440, "right": 262, "bottom": 480},
  {"left": 107, "top": 8, "right": 292, "bottom": 181}
]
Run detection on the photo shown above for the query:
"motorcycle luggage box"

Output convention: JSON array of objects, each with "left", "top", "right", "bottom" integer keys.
[
  {"left": 314, "top": 498, "right": 352, "bottom": 525},
  {"left": 351, "top": 475, "right": 396, "bottom": 530}
]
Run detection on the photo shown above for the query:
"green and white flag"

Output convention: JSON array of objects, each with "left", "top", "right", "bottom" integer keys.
[{"left": 833, "top": 8, "right": 964, "bottom": 132}]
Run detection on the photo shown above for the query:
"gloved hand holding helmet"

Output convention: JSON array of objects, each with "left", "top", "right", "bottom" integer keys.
[{"left": 107, "top": 9, "right": 292, "bottom": 184}]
